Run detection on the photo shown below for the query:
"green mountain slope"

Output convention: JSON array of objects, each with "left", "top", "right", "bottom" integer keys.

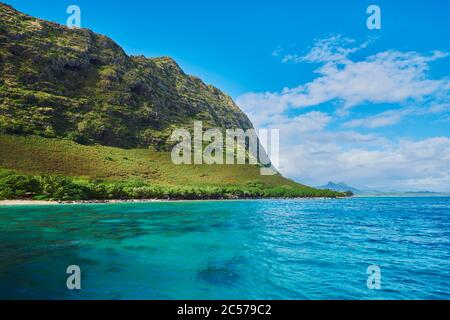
[
  {"left": 0, "top": 3, "right": 343, "bottom": 200},
  {"left": 0, "top": 134, "right": 342, "bottom": 200},
  {"left": 0, "top": 3, "right": 251, "bottom": 149}
]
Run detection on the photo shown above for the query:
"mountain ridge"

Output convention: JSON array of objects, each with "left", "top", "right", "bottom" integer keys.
[
  {"left": 0, "top": 2, "right": 252, "bottom": 149},
  {"left": 317, "top": 181, "right": 363, "bottom": 194},
  {"left": 0, "top": 3, "right": 345, "bottom": 200},
  {"left": 317, "top": 181, "right": 449, "bottom": 196}
]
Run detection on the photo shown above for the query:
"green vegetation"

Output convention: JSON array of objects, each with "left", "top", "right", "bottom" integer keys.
[
  {"left": 0, "top": 4, "right": 346, "bottom": 201},
  {"left": 0, "top": 170, "right": 342, "bottom": 201},
  {"left": 0, "top": 3, "right": 252, "bottom": 150},
  {"left": 0, "top": 134, "right": 344, "bottom": 200},
  {"left": 343, "top": 191, "right": 354, "bottom": 197}
]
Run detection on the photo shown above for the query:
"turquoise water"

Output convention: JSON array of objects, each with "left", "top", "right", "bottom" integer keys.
[{"left": 0, "top": 197, "right": 449, "bottom": 300}]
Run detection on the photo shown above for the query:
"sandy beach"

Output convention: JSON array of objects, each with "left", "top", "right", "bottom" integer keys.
[
  {"left": 0, "top": 199, "right": 239, "bottom": 206},
  {"left": 0, "top": 200, "right": 59, "bottom": 206},
  {"left": 0, "top": 199, "right": 164, "bottom": 206},
  {"left": 0, "top": 198, "right": 243, "bottom": 206},
  {"left": 0, "top": 197, "right": 345, "bottom": 206}
]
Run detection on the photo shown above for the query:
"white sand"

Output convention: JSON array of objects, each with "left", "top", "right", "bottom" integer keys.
[
  {"left": 0, "top": 200, "right": 58, "bottom": 206},
  {"left": 0, "top": 199, "right": 193, "bottom": 206},
  {"left": 0, "top": 197, "right": 337, "bottom": 206}
]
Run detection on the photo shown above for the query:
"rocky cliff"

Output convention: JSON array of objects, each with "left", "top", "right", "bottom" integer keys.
[{"left": 0, "top": 3, "right": 253, "bottom": 149}]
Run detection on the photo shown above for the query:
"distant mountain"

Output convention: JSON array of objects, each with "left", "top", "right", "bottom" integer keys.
[
  {"left": 317, "top": 182, "right": 359, "bottom": 193},
  {"left": 317, "top": 182, "right": 384, "bottom": 195},
  {"left": 392, "top": 191, "right": 450, "bottom": 196},
  {"left": 317, "top": 181, "right": 449, "bottom": 196}
]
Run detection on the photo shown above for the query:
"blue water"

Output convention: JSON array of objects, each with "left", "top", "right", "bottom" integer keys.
[{"left": 0, "top": 197, "right": 449, "bottom": 300}]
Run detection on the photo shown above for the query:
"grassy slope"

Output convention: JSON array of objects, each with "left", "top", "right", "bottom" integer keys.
[{"left": 0, "top": 134, "right": 317, "bottom": 192}]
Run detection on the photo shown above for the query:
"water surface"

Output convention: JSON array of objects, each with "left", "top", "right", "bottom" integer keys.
[{"left": 0, "top": 197, "right": 449, "bottom": 299}]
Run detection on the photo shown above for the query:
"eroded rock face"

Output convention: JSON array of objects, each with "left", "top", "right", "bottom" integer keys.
[{"left": 0, "top": 3, "right": 253, "bottom": 149}]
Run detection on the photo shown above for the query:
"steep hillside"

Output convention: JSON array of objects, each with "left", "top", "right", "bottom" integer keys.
[
  {"left": 0, "top": 134, "right": 343, "bottom": 200},
  {"left": 0, "top": 3, "right": 344, "bottom": 200},
  {"left": 0, "top": 3, "right": 252, "bottom": 150}
]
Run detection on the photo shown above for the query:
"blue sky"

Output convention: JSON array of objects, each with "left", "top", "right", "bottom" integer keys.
[{"left": 6, "top": 0, "right": 450, "bottom": 191}]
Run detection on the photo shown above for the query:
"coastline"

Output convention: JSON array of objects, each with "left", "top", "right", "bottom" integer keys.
[
  {"left": 0, "top": 199, "right": 169, "bottom": 206},
  {"left": 2, "top": 194, "right": 449, "bottom": 206},
  {"left": 0, "top": 200, "right": 59, "bottom": 206},
  {"left": 0, "top": 197, "right": 350, "bottom": 206}
]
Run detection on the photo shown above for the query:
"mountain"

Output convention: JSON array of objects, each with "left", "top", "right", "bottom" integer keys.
[
  {"left": 317, "top": 182, "right": 363, "bottom": 194},
  {"left": 317, "top": 181, "right": 385, "bottom": 195},
  {"left": 0, "top": 3, "right": 344, "bottom": 200},
  {"left": 317, "top": 181, "right": 449, "bottom": 196},
  {"left": 0, "top": 3, "right": 252, "bottom": 150}
]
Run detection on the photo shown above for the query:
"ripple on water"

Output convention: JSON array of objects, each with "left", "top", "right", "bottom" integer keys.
[{"left": 0, "top": 197, "right": 449, "bottom": 299}]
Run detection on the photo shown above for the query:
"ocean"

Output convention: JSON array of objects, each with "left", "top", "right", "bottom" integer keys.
[{"left": 0, "top": 197, "right": 449, "bottom": 299}]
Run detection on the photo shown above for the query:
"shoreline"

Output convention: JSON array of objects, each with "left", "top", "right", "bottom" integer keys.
[
  {"left": 2, "top": 194, "right": 448, "bottom": 206},
  {"left": 0, "top": 200, "right": 60, "bottom": 206},
  {"left": 0, "top": 199, "right": 170, "bottom": 206},
  {"left": 0, "top": 197, "right": 349, "bottom": 206}
]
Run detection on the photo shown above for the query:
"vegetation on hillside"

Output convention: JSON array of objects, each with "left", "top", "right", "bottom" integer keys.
[
  {"left": 0, "top": 4, "right": 346, "bottom": 200},
  {"left": 0, "top": 170, "right": 342, "bottom": 201},
  {"left": 0, "top": 134, "right": 344, "bottom": 200},
  {"left": 0, "top": 3, "right": 252, "bottom": 150}
]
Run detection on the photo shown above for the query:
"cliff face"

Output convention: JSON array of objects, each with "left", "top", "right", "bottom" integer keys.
[{"left": 0, "top": 3, "right": 253, "bottom": 149}]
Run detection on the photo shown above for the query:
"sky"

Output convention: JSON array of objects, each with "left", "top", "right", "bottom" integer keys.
[{"left": 6, "top": 0, "right": 450, "bottom": 191}]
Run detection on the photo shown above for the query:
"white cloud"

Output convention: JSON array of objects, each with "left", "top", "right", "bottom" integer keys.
[
  {"left": 428, "top": 103, "right": 450, "bottom": 114},
  {"left": 273, "top": 112, "right": 332, "bottom": 139},
  {"left": 278, "top": 136, "right": 450, "bottom": 192},
  {"left": 343, "top": 109, "right": 413, "bottom": 129},
  {"left": 282, "top": 35, "right": 373, "bottom": 64},
  {"left": 237, "top": 35, "right": 450, "bottom": 191},
  {"left": 342, "top": 103, "right": 450, "bottom": 129},
  {"left": 239, "top": 37, "right": 450, "bottom": 118},
  {"left": 272, "top": 47, "right": 283, "bottom": 57}
]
